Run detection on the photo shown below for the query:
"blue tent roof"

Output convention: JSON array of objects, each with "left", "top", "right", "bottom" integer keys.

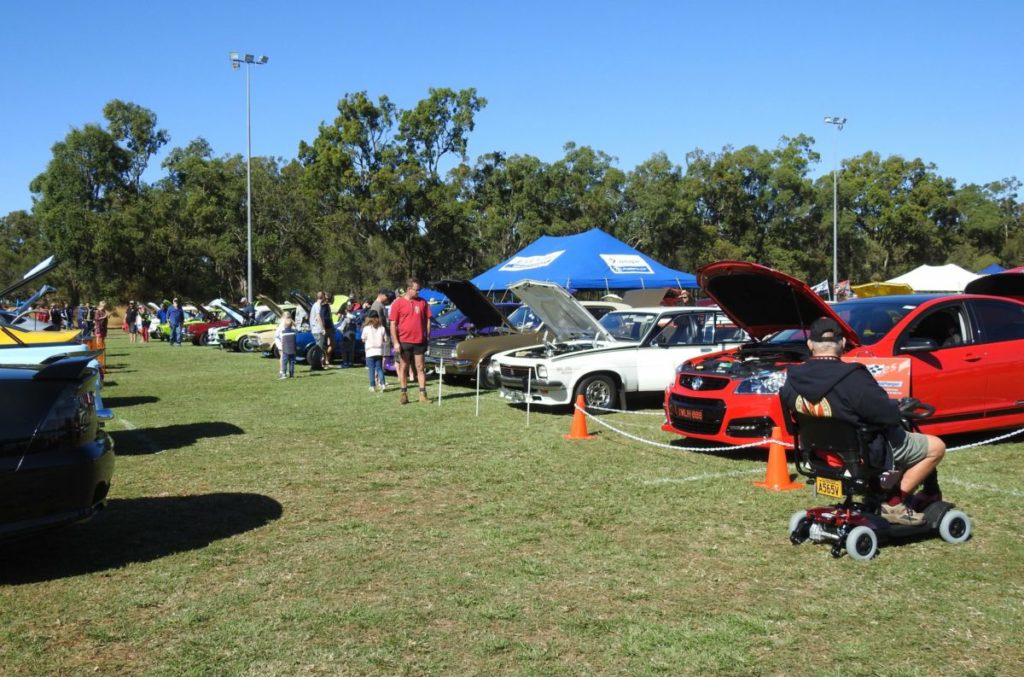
[
  {"left": 471, "top": 228, "right": 696, "bottom": 291},
  {"left": 977, "top": 263, "right": 1007, "bottom": 275}
]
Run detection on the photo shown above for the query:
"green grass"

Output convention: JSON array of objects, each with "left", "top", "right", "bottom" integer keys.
[{"left": 2, "top": 332, "right": 1023, "bottom": 675}]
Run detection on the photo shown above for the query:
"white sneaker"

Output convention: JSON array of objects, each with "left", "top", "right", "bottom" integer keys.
[
  {"left": 368, "top": 386, "right": 376, "bottom": 392},
  {"left": 278, "top": 373, "right": 287, "bottom": 380}
]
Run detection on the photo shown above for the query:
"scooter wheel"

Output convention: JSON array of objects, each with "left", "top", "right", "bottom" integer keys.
[
  {"left": 938, "top": 509, "right": 972, "bottom": 544},
  {"left": 788, "top": 510, "right": 810, "bottom": 544},
  {"left": 845, "top": 526, "right": 879, "bottom": 561}
]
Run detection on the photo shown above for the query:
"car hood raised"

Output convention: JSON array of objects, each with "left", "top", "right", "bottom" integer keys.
[
  {"left": 698, "top": 261, "right": 859, "bottom": 344},
  {"left": 0, "top": 255, "right": 58, "bottom": 299},
  {"left": 208, "top": 298, "right": 246, "bottom": 324},
  {"left": 964, "top": 271, "right": 1024, "bottom": 301},
  {"left": 434, "top": 280, "right": 514, "bottom": 331},
  {"left": 509, "top": 279, "right": 612, "bottom": 342}
]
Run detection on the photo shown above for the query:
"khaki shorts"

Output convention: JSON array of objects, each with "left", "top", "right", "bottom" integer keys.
[{"left": 891, "top": 431, "right": 929, "bottom": 469}]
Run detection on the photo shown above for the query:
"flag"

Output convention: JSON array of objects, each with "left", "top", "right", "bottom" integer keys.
[
  {"left": 835, "top": 280, "right": 852, "bottom": 300},
  {"left": 810, "top": 280, "right": 830, "bottom": 299}
]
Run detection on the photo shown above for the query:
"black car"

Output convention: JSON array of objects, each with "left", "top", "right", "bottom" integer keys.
[{"left": 0, "top": 356, "right": 114, "bottom": 540}]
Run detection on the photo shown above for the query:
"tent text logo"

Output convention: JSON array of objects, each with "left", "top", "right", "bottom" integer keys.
[
  {"left": 499, "top": 250, "right": 565, "bottom": 272},
  {"left": 600, "top": 254, "right": 653, "bottom": 275}
]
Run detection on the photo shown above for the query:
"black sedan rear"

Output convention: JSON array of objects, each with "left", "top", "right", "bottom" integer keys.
[{"left": 0, "top": 356, "right": 114, "bottom": 540}]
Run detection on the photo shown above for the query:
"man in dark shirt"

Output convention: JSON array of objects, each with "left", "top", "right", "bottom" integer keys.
[{"left": 780, "top": 317, "right": 945, "bottom": 526}]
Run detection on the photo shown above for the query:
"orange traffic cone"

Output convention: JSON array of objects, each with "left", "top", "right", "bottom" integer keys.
[
  {"left": 564, "top": 394, "right": 594, "bottom": 440},
  {"left": 753, "top": 427, "right": 803, "bottom": 491}
]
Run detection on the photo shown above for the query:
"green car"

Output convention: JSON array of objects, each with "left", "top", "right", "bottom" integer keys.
[{"left": 210, "top": 296, "right": 293, "bottom": 352}]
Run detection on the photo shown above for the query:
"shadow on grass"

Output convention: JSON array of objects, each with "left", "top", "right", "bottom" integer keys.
[
  {"left": 104, "top": 395, "right": 159, "bottom": 408},
  {"left": 109, "top": 421, "right": 244, "bottom": 455},
  {"left": 0, "top": 493, "right": 283, "bottom": 584}
]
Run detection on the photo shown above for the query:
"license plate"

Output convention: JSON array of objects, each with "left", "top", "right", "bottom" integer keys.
[
  {"left": 672, "top": 406, "right": 703, "bottom": 421},
  {"left": 815, "top": 476, "right": 844, "bottom": 500},
  {"left": 505, "top": 389, "right": 524, "bottom": 403}
]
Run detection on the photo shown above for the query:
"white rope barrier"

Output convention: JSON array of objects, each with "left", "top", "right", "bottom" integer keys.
[
  {"left": 946, "top": 426, "right": 1024, "bottom": 451},
  {"left": 574, "top": 405, "right": 1024, "bottom": 454},
  {"left": 588, "top": 404, "right": 665, "bottom": 416},
  {"left": 575, "top": 403, "right": 779, "bottom": 453}
]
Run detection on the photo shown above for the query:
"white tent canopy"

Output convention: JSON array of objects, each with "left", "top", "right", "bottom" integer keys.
[{"left": 885, "top": 264, "right": 980, "bottom": 292}]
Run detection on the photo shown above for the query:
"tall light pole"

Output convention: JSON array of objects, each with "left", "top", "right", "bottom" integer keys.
[
  {"left": 229, "top": 52, "right": 269, "bottom": 303},
  {"left": 823, "top": 116, "right": 846, "bottom": 296}
]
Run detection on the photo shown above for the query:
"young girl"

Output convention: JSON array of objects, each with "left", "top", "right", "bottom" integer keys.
[
  {"left": 275, "top": 312, "right": 298, "bottom": 379},
  {"left": 361, "top": 310, "right": 387, "bottom": 392}
]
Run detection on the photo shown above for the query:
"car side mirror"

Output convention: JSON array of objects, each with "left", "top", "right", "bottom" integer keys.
[{"left": 898, "top": 337, "right": 939, "bottom": 354}]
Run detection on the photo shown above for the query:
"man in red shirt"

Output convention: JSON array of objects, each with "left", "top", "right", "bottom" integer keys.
[{"left": 389, "top": 278, "right": 433, "bottom": 404}]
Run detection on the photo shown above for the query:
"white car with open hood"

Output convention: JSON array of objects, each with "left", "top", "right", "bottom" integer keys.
[{"left": 492, "top": 280, "right": 748, "bottom": 410}]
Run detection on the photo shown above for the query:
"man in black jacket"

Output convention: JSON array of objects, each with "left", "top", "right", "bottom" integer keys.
[{"left": 780, "top": 317, "right": 945, "bottom": 526}]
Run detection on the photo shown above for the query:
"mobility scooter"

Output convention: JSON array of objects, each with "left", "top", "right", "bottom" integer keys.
[{"left": 787, "top": 399, "right": 971, "bottom": 560}]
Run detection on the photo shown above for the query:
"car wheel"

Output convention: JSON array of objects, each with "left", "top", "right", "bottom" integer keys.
[
  {"left": 239, "top": 335, "right": 257, "bottom": 353},
  {"left": 575, "top": 374, "right": 617, "bottom": 411},
  {"left": 270, "top": 345, "right": 279, "bottom": 359},
  {"left": 938, "top": 509, "right": 971, "bottom": 544},
  {"left": 199, "top": 333, "right": 209, "bottom": 346},
  {"left": 306, "top": 345, "right": 324, "bottom": 370},
  {"left": 789, "top": 510, "right": 810, "bottom": 544},
  {"left": 845, "top": 526, "right": 878, "bottom": 561},
  {"left": 477, "top": 358, "right": 498, "bottom": 389}
]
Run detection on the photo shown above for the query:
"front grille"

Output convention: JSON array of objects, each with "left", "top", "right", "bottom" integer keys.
[
  {"left": 428, "top": 344, "right": 456, "bottom": 360},
  {"left": 500, "top": 365, "right": 534, "bottom": 379},
  {"left": 667, "top": 394, "right": 725, "bottom": 434},
  {"left": 677, "top": 374, "right": 730, "bottom": 391}
]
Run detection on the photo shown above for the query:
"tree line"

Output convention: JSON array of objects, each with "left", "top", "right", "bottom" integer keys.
[{"left": 2, "top": 90, "right": 1021, "bottom": 305}]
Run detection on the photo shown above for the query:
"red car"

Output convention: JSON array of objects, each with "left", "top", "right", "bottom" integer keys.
[
  {"left": 183, "top": 303, "right": 234, "bottom": 345},
  {"left": 663, "top": 261, "right": 1024, "bottom": 447}
]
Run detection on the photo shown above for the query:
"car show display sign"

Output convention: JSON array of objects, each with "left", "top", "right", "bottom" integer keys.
[{"left": 845, "top": 356, "right": 911, "bottom": 398}]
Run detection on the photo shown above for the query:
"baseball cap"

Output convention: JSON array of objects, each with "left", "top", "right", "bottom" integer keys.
[{"left": 809, "top": 317, "right": 843, "bottom": 342}]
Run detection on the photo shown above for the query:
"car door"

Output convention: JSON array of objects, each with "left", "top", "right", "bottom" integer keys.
[
  {"left": 896, "top": 301, "right": 990, "bottom": 422},
  {"left": 967, "top": 298, "right": 1024, "bottom": 417},
  {"left": 633, "top": 311, "right": 730, "bottom": 392}
]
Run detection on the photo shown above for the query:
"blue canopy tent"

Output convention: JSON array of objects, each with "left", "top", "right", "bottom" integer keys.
[
  {"left": 978, "top": 263, "right": 1007, "bottom": 275},
  {"left": 471, "top": 228, "right": 696, "bottom": 291}
]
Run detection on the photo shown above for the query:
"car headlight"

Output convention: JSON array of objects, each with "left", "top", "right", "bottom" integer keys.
[
  {"left": 735, "top": 370, "right": 787, "bottom": 395},
  {"left": 536, "top": 365, "right": 547, "bottom": 379}
]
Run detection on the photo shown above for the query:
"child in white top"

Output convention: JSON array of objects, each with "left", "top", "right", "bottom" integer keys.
[{"left": 361, "top": 311, "right": 387, "bottom": 391}]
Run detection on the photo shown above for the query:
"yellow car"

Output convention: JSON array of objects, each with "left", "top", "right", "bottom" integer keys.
[{"left": 1, "top": 255, "right": 82, "bottom": 348}]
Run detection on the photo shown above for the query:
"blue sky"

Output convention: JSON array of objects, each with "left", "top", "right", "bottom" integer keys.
[{"left": 2, "top": 1, "right": 1021, "bottom": 216}]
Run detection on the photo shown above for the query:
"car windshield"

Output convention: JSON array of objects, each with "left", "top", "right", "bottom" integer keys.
[
  {"left": 766, "top": 297, "right": 921, "bottom": 346},
  {"left": 434, "top": 308, "right": 466, "bottom": 328},
  {"left": 599, "top": 311, "right": 657, "bottom": 341},
  {"left": 506, "top": 305, "right": 542, "bottom": 331}
]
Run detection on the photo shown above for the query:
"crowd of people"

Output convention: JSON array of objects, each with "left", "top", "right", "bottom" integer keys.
[{"left": 14, "top": 280, "right": 449, "bottom": 407}]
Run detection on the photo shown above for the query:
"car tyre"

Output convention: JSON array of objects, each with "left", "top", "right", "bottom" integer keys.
[
  {"left": 575, "top": 374, "right": 617, "bottom": 412},
  {"left": 845, "top": 526, "right": 879, "bottom": 561},
  {"left": 198, "top": 333, "right": 209, "bottom": 346},
  {"left": 239, "top": 335, "right": 257, "bottom": 353},
  {"left": 307, "top": 345, "right": 324, "bottom": 370},
  {"left": 938, "top": 509, "right": 971, "bottom": 544}
]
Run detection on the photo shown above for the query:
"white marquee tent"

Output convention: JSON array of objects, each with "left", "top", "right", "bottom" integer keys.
[{"left": 886, "top": 264, "right": 980, "bottom": 292}]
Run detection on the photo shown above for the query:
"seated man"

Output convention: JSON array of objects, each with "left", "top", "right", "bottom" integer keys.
[{"left": 780, "top": 317, "right": 945, "bottom": 526}]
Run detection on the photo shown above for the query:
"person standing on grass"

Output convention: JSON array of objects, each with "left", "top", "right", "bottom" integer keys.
[
  {"left": 276, "top": 312, "right": 298, "bottom": 379},
  {"left": 362, "top": 310, "right": 386, "bottom": 392},
  {"left": 321, "top": 292, "right": 336, "bottom": 368},
  {"left": 126, "top": 301, "right": 139, "bottom": 344},
  {"left": 389, "top": 278, "right": 432, "bottom": 405},
  {"left": 94, "top": 301, "right": 110, "bottom": 348},
  {"left": 309, "top": 291, "right": 326, "bottom": 368},
  {"left": 139, "top": 304, "right": 151, "bottom": 343},
  {"left": 166, "top": 298, "right": 185, "bottom": 347}
]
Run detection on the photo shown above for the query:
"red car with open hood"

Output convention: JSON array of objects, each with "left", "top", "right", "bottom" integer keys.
[{"left": 663, "top": 261, "right": 1024, "bottom": 447}]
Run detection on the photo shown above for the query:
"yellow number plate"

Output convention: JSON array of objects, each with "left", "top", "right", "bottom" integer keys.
[{"left": 815, "top": 476, "right": 844, "bottom": 500}]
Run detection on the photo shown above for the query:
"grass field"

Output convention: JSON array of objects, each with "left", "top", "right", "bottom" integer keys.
[{"left": 2, "top": 331, "right": 1023, "bottom": 675}]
